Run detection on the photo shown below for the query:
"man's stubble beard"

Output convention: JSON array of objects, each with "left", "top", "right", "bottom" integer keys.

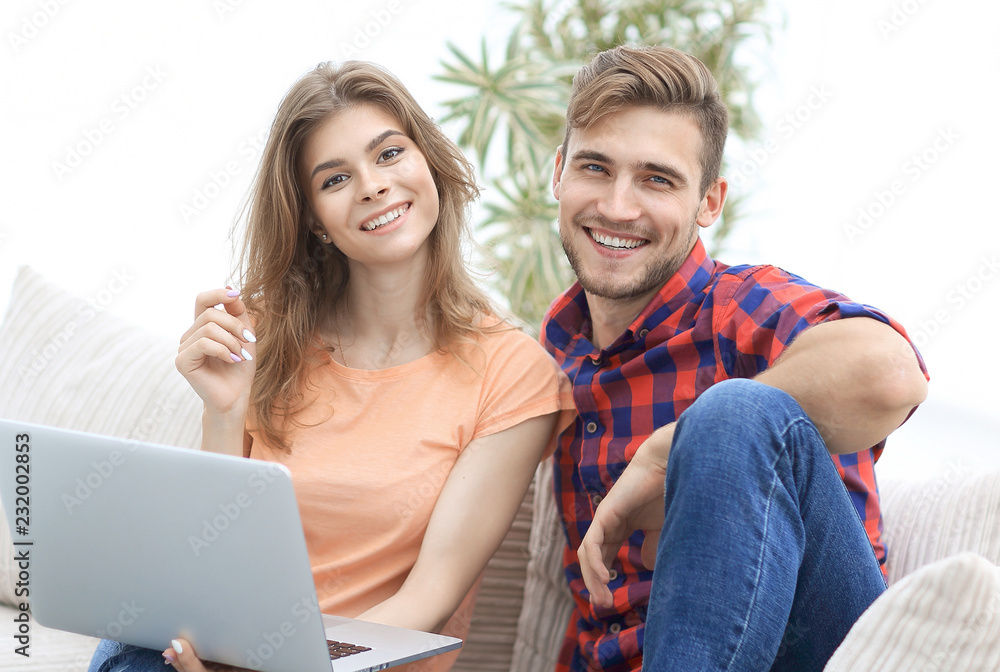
[{"left": 560, "top": 213, "right": 698, "bottom": 301}]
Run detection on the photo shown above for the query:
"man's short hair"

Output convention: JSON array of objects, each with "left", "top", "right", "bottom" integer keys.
[{"left": 562, "top": 45, "right": 729, "bottom": 195}]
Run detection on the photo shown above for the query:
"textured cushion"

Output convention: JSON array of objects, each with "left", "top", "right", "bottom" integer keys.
[
  {"left": 511, "top": 457, "right": 574, "bottom": 672},
  {"left": 0, "top": 605, "right": 100, "bottom": 672},
  {"left": 880, "top": 470, "right": 1000, "bottom": 585},
  {"left": 824, "top": 552, "right": 1000, "bottom": 671}
]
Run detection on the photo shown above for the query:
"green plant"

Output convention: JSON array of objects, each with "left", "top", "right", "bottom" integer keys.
[{"left": 437, "top": 0, "right": 772, "bottom": 328}]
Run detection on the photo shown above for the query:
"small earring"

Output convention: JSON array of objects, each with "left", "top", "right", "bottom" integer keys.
[{"left": 321, "top": 234, "right": 329, "bottom": 241}]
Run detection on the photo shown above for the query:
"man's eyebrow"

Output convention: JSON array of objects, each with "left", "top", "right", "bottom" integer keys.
[
  {"left": 570, "top": 149, "right": 614, "bottom": 165},
  {"left": 310, "top": 130, "right": 407, "bottom": 179},
  {"left": 637, "top": 161, "right": 688, "bottom": 186}
]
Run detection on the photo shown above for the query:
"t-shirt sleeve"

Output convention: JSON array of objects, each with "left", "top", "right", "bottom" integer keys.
[
  {"left": 472, "top": 329, "right": 575, "bottom": 450},
  {"left": 713, "top": 265, "right": 928, "bottom": 381}
]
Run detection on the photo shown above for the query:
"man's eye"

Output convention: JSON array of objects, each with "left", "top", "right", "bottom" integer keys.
[
  {"left": 379, "top": 147, "right": 403, "bottom": 162},
  {"left": 650, "top": 175, "right": 673, "bottom": 186},
  {"left": 582, "top": 164, "right": 605, "bottom": 173}
]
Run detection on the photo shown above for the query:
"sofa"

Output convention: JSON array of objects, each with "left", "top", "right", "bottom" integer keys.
[{"left": 1, "top": 265, "right": 999, "bottom": 672}]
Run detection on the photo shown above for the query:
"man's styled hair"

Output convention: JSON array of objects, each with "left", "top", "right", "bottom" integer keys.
[{"left": 562, "top": 45, "right": 729, "bottom": 195}]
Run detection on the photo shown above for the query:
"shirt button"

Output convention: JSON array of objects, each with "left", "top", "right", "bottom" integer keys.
[
  {"left": 586, "top": 421, "right": 598, "bottom": 434},
  {"left": 591, "top": 494, "right": 603, "bottom": 506},
  {"left": 609, "top": 623, "right": 622, "bottom": 634},
  {"left": 638, "top": 329, "right": 649, "bottom": 338},
  {"left": 608, "top": 569, "right": 618, "bottom": 581}
]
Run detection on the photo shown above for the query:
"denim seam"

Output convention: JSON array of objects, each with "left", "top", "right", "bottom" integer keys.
[{"left": 723, "top": 445, "right": 785, "bottom": 669}]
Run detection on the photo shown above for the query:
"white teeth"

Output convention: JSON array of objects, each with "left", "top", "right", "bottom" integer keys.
[
  {"left": 589, "top": 229, "right": 644, "bottom": 249},
  {"left": 362, "top": 205, "right": 408, "bottom": 231}
]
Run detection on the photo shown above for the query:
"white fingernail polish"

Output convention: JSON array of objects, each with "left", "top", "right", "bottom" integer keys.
[
  {"left": 241, "top": 348, "right": 253, "bottom": 362},
  {"left": 171, "top": 639, "right": 183, "bottom": 655},
  {"left": 242, "top": 329, "right": 257, "bottom": 343}
]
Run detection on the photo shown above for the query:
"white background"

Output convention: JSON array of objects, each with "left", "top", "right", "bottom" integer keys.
[{"left": 1, "top": 0, "right": 997, "bottom": 479}]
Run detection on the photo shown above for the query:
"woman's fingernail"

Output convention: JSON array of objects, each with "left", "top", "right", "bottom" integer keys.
[
  {"left": 163, "top": 651, "right": 176, "bottom": 664},
  {"left": 242, "top": 329, "right": 257, "bottom": 343},
  {"left": 226, "top": 289, "right": 240, "bottom": 297},
  {"left": 230, "top": 352, "right": 242, "bottom": 363},
  {"left": 214, "top": 303, "right": 225, "bottom": 311},
  {"left": 171, "top": 639, "right": 184, "bottom": 655},
  {"left": 241, "top": 348, "right": 253, "bottom": 362}
]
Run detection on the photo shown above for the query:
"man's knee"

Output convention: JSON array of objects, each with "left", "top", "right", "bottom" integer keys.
[
  {"left": 672, "top": 378, "right": 812, "bottom": 466},
  {"left": 681, "top": 378, "right": 796, "bottom": 428}
]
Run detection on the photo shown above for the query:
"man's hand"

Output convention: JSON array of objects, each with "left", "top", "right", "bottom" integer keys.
[{"left": 578, "top": 423, "right": 675, "bottom": 609}]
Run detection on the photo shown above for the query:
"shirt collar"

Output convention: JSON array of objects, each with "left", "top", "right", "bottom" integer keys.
[
  {"left": 625, "top": 236, "right": 716, "bottom": 338},
  {"left": 546, "top": 237, "right": 716, "bottom": 355}
]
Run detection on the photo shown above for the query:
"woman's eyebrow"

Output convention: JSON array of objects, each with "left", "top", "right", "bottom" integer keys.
[
  {"left": 366, "top": 129, "right": 405, "bottom": 152},
  {"left": 311, "top": 130, "right": 407, "bottom": 179},
  {"left": 311, "top": 158, "right": 345, "bottom": 179}
]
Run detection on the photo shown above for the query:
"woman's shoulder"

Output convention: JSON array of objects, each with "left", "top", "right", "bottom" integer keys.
[{"left": 470, "top": 314, "right": 558, "bottom": 370}]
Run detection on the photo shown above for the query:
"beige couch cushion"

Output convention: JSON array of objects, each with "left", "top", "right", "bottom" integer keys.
[
  {"left": 825, "top": 552, "right": 1000, "bottom": 671},
  {"left": 881, "top": 470, "right": 1000, "bottom": 584},
  {"left": 512, "top": 457, "right": 574, "bottom": 672}
]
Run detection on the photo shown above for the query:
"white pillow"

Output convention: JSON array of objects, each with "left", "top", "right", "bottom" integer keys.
[
  {"left": 825, "top": 552, "right": 1000, "bottom": 671},
  {"left": 0, "top": 267, "right": 203, "bottom": 607}
]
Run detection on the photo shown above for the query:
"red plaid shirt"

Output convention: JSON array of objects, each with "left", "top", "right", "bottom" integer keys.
[{"left": 541, "top": 239, "right": 926, "bottom": 672}]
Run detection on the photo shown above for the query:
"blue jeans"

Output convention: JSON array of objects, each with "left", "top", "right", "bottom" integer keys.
[
  {"left": 642, "top": 378, "right": 886, "bottom": 672},
  {"left": 89, "top": 640, "right": 166, "bottom": 672}
]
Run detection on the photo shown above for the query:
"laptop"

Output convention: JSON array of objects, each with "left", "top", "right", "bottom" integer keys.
[{"left": 0, "top": 418, "right": 462, "bottom": 671}]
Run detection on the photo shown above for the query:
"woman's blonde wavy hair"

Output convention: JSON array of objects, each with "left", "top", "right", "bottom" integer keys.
[{"left": 234, "top": 61, "right": 496, "bottom": 450}]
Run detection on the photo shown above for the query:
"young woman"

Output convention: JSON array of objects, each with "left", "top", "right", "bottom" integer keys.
[{"left": 88, "top": 61, "right": 570, "bottom": 672}]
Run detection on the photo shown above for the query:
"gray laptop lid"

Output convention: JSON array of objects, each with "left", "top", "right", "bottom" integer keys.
[{"left": 0, "top": 418, "right": 345, "bottom": 671}]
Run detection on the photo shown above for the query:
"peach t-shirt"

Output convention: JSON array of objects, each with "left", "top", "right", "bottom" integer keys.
[{"left": 247, "top": 326, "right": 571, "bottom": 670}]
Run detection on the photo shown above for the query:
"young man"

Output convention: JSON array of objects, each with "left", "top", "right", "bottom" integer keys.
[{"left": 541, "top": 45, "right": 929, "bottom": 672}]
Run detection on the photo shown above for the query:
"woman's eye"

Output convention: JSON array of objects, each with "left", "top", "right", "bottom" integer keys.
[
  {"left": 379, "top": 146, "right": 403, "bottom": 162},
  {"left": 322, "top": 174, "right": 347, "bottom": 189}
]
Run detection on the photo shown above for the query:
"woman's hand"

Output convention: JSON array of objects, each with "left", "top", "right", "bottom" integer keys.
[
  {"left": 162, "top": 638, "right": 253, "bottom": 672},
  {"left": 175, "top": 288, "right": 257, "bottom": 416}
]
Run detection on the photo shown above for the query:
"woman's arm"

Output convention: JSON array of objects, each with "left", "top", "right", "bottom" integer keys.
[{"left": 358, "top": 412, "right": 559, "bottom": 633}]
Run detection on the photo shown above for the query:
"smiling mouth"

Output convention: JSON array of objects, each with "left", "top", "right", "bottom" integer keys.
[
  {"left": 587, "top": 228, "right": 647, "bottom": 250},
  {"left": 361, "top": 204, "right": 409, "bottom": 231}
]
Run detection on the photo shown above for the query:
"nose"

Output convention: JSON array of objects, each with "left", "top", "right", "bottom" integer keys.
[
  {"left": 356, "top": 165, "right": 389, "bottom": 202},
  {"left": 595, "top": 177, "right": 641, "bottom": 223}
]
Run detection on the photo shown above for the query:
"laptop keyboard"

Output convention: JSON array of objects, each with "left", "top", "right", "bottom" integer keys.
[{"left": 327, "top": 640, "right": 373, "bottom": 659}]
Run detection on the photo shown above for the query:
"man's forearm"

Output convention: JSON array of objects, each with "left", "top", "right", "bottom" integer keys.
[{"left": 754, "top": 317, "right": 927, "bottom": 454}]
